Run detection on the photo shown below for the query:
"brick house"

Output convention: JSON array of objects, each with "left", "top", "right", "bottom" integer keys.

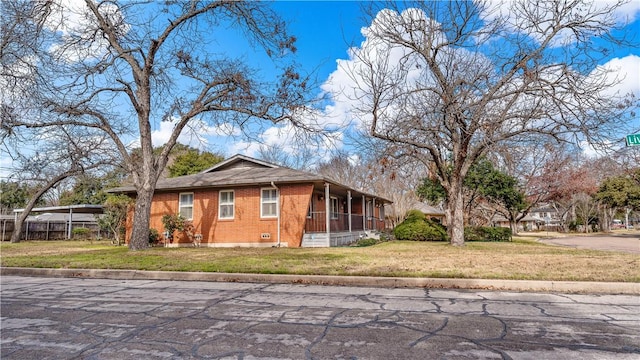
[{"left": 113, "top": 154, "right": 391, "bottom": 247}]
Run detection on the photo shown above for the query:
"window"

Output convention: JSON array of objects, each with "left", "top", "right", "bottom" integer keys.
[
  {"left": 330, "top": 197, "right": 339, "bottom": 219},
  {"left": 307, "top": 196, "right": 314, "bottom": 218},
  {"left": 219, "top": 190, "right": 234, "bottom": 219},
  {"left": 366, "top": 200, "right": 373, "bottom": 218},
  {"left": 179, "top": 193, "right": 194, "bottom": 220},
  {"left": 261, "top": 188, "right": 278, "bottom": 218}
]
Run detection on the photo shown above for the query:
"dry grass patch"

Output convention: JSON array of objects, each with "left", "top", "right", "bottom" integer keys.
[{"left": 1, "top": 239, "right": 638, "bottom": 282}]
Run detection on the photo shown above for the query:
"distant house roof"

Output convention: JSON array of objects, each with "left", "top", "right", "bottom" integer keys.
[
  {"left": 414, "top": 203, "right": 445, "bottom": 216},
  {"left": 493, "top": 214, "right": 545, "bottom": 223},
  {"left": 109, "top": 154, "right": 392, "bottom": 203}
]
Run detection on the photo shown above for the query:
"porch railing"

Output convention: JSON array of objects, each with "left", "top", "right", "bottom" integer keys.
[{"left": 304, "top": 212, "right": 385, "bottom": 233}]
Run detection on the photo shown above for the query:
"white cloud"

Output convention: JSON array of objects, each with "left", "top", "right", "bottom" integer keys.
[
  {"left": 593, "top": 55, "right": 640, "bottom": 97},
  {"left": 482, "top": 0, "right": 640, "bottom": 47},
  {"left": 221, "top": 122, "right": 343, "bottom": 160},
  {"left": 44, "top": 0, "right": 129, "bottom": 62},
  {"left": 150, "top": 118, "right": 240, "bottom": 150}
]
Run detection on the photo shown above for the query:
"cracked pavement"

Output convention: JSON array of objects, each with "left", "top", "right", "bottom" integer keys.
[{"left": 1, "top": 275, "right": 639, "bottom": 359}]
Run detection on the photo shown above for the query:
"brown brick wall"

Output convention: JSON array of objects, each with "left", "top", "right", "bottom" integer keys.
[{"left": 126, "top": 183, "right": 314, "bottom": 247}]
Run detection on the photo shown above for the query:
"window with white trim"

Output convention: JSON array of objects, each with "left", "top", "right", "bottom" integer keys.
[
  {"left": 307, "top": 196, "right": 315, "bottom": 218},
  {"left": 179, "top": 193, "right": 194, "bottom": 220},
  {"left": 219, "top": 190, "right": 234, "bottom": 219},
  {"left": 330, "top": 197, "right": 339, "bottom": 219},
  {"left": 261, "top": 188, "right": 278, "bottom": 218}
]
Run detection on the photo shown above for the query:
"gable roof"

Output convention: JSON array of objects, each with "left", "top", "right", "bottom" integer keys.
[
  {"left": 201, "top": 154, "right": 278, "bottom": 173},
  {"left": 109, "top": 154, "right": 392, "bottom": 203}
]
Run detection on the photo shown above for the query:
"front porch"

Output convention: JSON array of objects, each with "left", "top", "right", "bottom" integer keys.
[
  {"left": 301, "top": 212, "right": 385, "bottom": 247},
  {"left": 300, "top": 182, "right": 387, "bottom": 247}
]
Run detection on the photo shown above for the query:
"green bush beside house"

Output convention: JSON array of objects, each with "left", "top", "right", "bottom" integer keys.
[
  {"left": 394, "top": 210, "right": 448, "bottom": 241},
  {"left": 394, "top": 209, "right": 512, "bottom": 242}
]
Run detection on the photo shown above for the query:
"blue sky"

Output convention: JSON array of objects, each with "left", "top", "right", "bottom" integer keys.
[{"left": 273, "top": 1, "right": 365, "bottom": 80}]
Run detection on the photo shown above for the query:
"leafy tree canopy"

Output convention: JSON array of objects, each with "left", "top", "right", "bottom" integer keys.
[
  {"left": 97, "top": 194, "right": 132, "bottom": 245},
  {"left": 417, "top": 159, "right": 527, "bottom": 213},
  {"left": 59, "top": 173, "right": 123, "bottom": 206},
  {"left": 167, "top": 148, "right": 224, "bottom": 177},
  {"left": 0, "top": 181, "right": 39, "bottom": 212},
  {"left": 595, "top": 170, "right": 640, "bottom": 211}
]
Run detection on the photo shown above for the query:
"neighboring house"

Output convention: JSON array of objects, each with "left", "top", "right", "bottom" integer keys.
[
  {"left": 492, "top": 214, "right": 542, "bottom": 232},
  {"left": 413, "top": 203, "right": 446, "bottom": 222},
  {"left": 529, "top": 204, "right": 562, "bottom": 230},
  {"left": 492, "top": 204, "right": 562, "bottom": 232},
  {"left": 111, "top": 154, "right": 391, "bottom": 247}
]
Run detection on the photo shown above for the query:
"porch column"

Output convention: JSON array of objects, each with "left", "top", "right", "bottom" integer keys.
[
  {"left": 325, "top": 183, "right": 330, "bottom": 236},
  {"left": 372, "top": 198, "right": 376, "bottom": 230},
  {"left": 347, "top": 190, "right": 352, "bottom": 232},
  {"left": 362, "top": 195, "right": 366, "bottom": 231},
  {"left": 67, "top": 208, "right": 73, "bottom": 239}
]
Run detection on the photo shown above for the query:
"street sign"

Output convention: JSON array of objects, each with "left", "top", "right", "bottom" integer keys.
[{"left": 626, "top": 134, "right": 640, "bottom": 146}]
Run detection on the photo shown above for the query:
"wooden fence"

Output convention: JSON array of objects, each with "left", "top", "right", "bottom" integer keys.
[{"left": 0, "top": 219, "right": 103, "bottom": 241}]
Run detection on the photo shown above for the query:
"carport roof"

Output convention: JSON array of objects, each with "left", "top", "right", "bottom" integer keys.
[{"left": 13, "top": 204, "right": 103, "bottom": 214}]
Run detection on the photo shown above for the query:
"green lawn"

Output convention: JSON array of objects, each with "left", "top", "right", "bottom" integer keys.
[{"left": 1, "top": 239, "right": 638, "bottom": 282}]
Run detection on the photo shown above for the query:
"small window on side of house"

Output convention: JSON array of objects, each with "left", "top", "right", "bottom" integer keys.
[
  {"left": 261, "top": 188, "right": 278, "bottom": 218},
  {"left": 179, "top": 193, "right": 194, "bottom": 220},
  {"left": 219, "top": 190, "right": 234, "bottom": 219}
]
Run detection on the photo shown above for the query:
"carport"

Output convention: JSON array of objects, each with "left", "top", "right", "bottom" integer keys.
[{"left": 12, "top": 205, "right": 103, "bottom": 240}]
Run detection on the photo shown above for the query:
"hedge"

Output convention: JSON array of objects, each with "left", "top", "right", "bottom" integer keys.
[
  {"left": 394, "top": 210, "right": 448, "bottom": 241},
  {"left": 464, "top": 226, "right": 512, "bottom": 242}
]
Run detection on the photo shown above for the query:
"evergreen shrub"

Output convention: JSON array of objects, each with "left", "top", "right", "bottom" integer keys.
[
  {"left": 149, "top": 228, "right": 160, "bottom": 244},
  {"left": 394, "top": 210, "right": 448, "bottom": 241},
  {"left": 464, "top": 226, "right": 512, "bottom": 242}
]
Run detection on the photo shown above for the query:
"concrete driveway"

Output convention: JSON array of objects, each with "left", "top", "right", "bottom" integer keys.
[{"left": 536, "top": 232, "right": 640, "bottom": 254}]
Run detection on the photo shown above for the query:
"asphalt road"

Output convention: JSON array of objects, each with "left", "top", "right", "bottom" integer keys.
[
  {"left": 1, "top": 276, "right": 639, "bottom": 359},
  {"left": 536, "top": 233, "right": 640, "bottom": 254}
]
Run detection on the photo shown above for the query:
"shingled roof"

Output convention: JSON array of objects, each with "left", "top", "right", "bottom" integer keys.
[{"left": 109, "top": 154, "right": 392, "bottom": 203}]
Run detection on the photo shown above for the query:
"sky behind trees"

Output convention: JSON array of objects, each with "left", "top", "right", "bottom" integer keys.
[
  {"left": 1, "top": 0, "right": 639, "bottom": 180},
  {"left": 149, "top": 0, "right": 640, "bottom": 160}
]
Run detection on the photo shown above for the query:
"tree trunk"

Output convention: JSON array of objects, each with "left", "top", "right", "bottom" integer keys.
[
  {"left": 128, "top": 188, "right": 154, "bottom": 250},
  {"left": 10, "top": 171, "right": 75, "bottom": 243},
  {"left": 10, "top": 210, "right": 28, "bottom": 243},
  {"left": 446, "top": 182, "right": 465, "bottom": 246},
  {"left": 509, "top": 220, "right": 518, "bottom": 236}
]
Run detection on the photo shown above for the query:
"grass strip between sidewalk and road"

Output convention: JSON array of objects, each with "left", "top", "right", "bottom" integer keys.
[{"left": 1, "top": 239, "right": 638, "bottom": 283}]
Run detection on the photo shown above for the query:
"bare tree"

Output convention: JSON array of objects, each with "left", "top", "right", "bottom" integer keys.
[
  {"left": 340, "top": 0, "right": 635, "bottom": 245},
  {"left": 315, "top": 151, "right": 368, "bottom": 190},
  {"left": 4, "top": 126, "right": 115, "bottom": 243},
  {"left": 257, "top": 144, "right": 318, "bottom": 171},
  {"left": 2, "top": 1, "right": 314, "bottom": 250},
  {"left": 370, "top": 163, "right": 425, "bottom": 228}
]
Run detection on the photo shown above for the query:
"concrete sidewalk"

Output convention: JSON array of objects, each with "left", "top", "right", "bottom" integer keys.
[{"left": 2, "top": 267, "right": 638, "bottom": 295}]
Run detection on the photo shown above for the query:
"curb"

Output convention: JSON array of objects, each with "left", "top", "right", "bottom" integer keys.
[{"left": 2, "top": 267, "right": 639, "bottom": 294}]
